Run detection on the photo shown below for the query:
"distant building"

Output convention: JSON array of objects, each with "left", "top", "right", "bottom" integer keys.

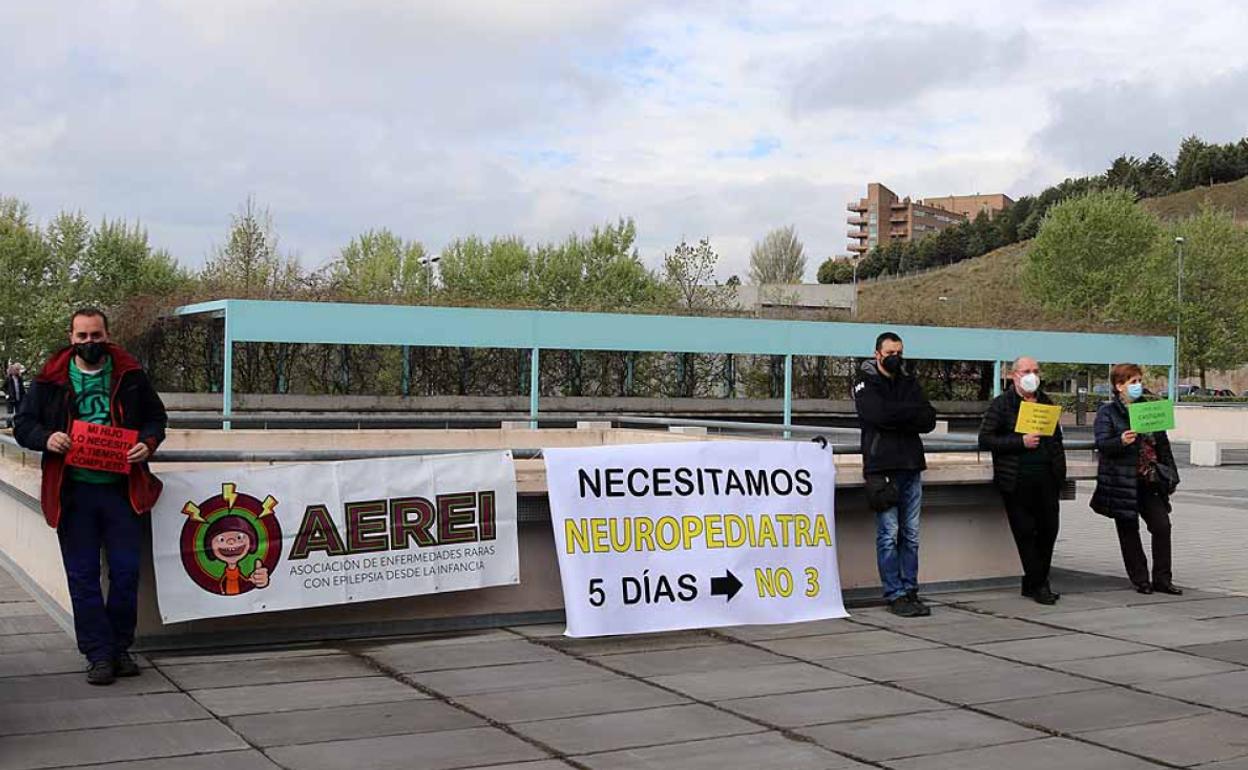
[{"left": 847, "top": 183, "right": 1013, "bottom": 255}]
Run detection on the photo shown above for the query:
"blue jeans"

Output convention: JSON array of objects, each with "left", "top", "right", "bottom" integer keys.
[
  {"left": 57, "top": 481, "right": 142, "bottom": 663},
  {"left": 875, "top": 470, "right": 922, "bottom": 601}
]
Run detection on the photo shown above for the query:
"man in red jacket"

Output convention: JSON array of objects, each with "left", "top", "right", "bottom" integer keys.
[{"left": 14, "top": 308, "right": 167, "bottom": 685}]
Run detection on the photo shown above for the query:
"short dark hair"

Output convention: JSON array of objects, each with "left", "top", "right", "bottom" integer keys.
[
  {"left": 70, "top": 307, "right": 109, "bottom": 332},
  {"left": 875, "top": 332, "right": 903, "bottom": 351}
]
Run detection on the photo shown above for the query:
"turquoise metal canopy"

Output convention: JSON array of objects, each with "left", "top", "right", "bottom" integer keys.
[{"left": 175, "top": 299, "right": 1177, "bottom": 430}]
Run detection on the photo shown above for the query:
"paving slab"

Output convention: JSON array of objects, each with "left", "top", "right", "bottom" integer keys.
[
  {"left": 1180, "top": 639, "right": 1248, "bottom": 665},
  {"left": 1101, "top": 617, "right": 1248, "bottom": 647},
  {"left": 0, "top": 719, "right": 248, "bottom": 770},
  {"left": 546, "top": 630, "right": 720, "bottom": 656},
  {"left": 160, "top": 652, "right": 378, "bottom": 689},
  {"left": 1052, "top": 650, "right": 1244, "bottom": 684},
  {"left": 409, "top": 659, "right": 619, "bottom": 697},
  {"left": 587, "top": 644, "right": 790, "bottom": 678},
  {"left": 471, "top": 763, "right": 577, "bottom": 770},
  {"left": 363, "top": 638, "right": 565, "bottom": 673},
  {"left": 67, "top": 750, "right": 282, "bottom": 770},
  {"left": 1082, "top": 712, "right": 1248, "bottom": 766},
  {"left": 0, "top": 649, "right": 116, "bottom": 678},
  {"left": 228, "top": 699, "right": 483, "bottom": 747},
  {"left": 950, "top": 593, "right": 1125, "bottom": 615},
  {"left": 900, "top": 664, "right": 1101, "bottom": 705},
  {"left": 459, "top": 678, "right": 687, "bottom": 724},
  {"left": 713, "top": 618, "right": 872, "bottom": 642},
  {"left": 799, "top": 708, "right": 1042, "bottom": 761},
  {"left": 758, "top": 629, "right": 939, "bottom": 659},
  {"left": 883, "top": 736, "right": 1160, "bottom": 769},
  {"left": 649, "top": 661, "right": 864, "bottom": 701},
  {"left": 574, "top": 731, "right": 869, "bottom": 769},
  {"left": 902, "top": 615, "right": 1066, "bottom": 645},
  {"left": 266, "top": 726, "right": 548, "bottom": 770},
  {"left": 504, "top": 624, "right": 566, "bottom": 639},
  {"left": 1035, "top": 606, "right": 1171, "bottom": 633},
  {"left": 970, "top": 633, "right": 1152, "bottom": 664},
  {"left": 0, "top": 632, "right": 74, "bottom": 654},
  {"left": 0, "top": 602, "right": 43, "bottom": 618},
  {"left": 721, "top": 684, "right": 947, "bottom": 727},
  {"left": 0, "top": 692, "right": 209, "bottom": 736},
  {"left": 0, "top": 615, "right": 62, "bottom": 636},
  {"left": 1, "top": 669, "right": 176, "bottom": 704},
  {"left": 980, "top": 686, "right": 1209, "bottom": 734},
  {"left": 192, "top": 676, "right": 427, "bottom": 717},
  {"left": 816, "top": 646, "right": 1017, "bottom": 682},
  {"left": 847, "top": 605, "right": 980, "bottom": 629},
  {"left": 515, "top": 703, "right": 761, "bottom": 755},
  {"left": 1143, "top": 597, "right": 1248, "bottom": 619},
  {"left": 1139, "top": 669, "right": 1248, "bottom": 710},
  {"left": 148, "top": 646, "right": 342, "bottom": 666}
]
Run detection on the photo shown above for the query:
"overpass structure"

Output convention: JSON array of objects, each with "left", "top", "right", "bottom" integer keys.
[{"left": 175, "top": 299, "right": 1177, "bottom": 431}]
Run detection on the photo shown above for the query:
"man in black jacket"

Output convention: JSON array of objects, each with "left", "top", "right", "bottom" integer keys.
[
  {"left": 14, "top": 308, "right": 167, "bottom": 686},
  {"left": 854, "top": 332, "right": 937, "bottom": 617},
  {"left": 978, "top": 356, "right": 1067, "bottom": 604}
]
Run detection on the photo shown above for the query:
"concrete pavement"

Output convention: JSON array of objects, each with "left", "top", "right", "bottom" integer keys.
[{"left": 3, "top": 461, "right": 1247, "bottom": 769}]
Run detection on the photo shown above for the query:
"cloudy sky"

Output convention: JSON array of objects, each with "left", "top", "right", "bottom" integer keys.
[{"left": 4, "top": 1, "right": 1248, "bottom": 280}]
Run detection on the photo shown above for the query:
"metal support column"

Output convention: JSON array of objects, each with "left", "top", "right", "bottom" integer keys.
[
  {"left": 222, "top": 310, "right": 233, "bottom": 431},
  {"left": 1168, "top": 363, "right": 1177, "bottom": 401},
  {"left": 992, "top": 360, "right": 1002, "bottom": 398},
  {"left": 783, "top": 354, "right": 793, "bottom": 439},
  {"left": 401, "top": 345, "right": 411, "bottom": 397},
  {"left": 529, "top": 347, "right": 540, "bottom": 429}
]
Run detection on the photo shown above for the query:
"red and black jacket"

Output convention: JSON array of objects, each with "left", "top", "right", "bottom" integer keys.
[{"left": 13, "top": 344, "right": 167, "bottom": 528}]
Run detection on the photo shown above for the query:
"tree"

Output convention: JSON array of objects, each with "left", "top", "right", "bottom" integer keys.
[
  {"left": 201, "top": 198, "right": 302, "bottom": 298},
  {"left": 328, "top": 229, "right": 428, "bottom": 303},
  {"left": 816, "top": 258, "right": 855, "bottom": 284},
  {"left": 1115, "top": 206, "right": 1248, "bottom": 386},
  {"left": 1025, "top": 188, "right": 1163, "bottom": 317},
  {"left": 748, "top": 225, "right": 806, "bottom": 284}
]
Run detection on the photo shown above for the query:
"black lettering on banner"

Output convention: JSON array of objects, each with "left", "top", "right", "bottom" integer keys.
[
  {"left": 744, "top": 469, "right": 770, "bottom": 496},
  {"left": 290, "top": 505, "right": 347, "bottom": 560},
  {"left": 578, "top": 469, "right": 601, "bottom": 498},
  {"left": 389, "top": 496, "right": 437, "bottom": 549},
  {"left": 704, "top": 467, "right": 723, "bottom": 495},
  {"left": 437, "top": 492, "right": 478, "bottom": 544},
  {"left": 651, "top": 466, "right": 672, "bottom": 496},
  {"left": 674, "top": 467, "right": 695, "bottom": 496},
  {"left": 588, "top": 578, "right": 605, "bottom": 607},
  {"left": 627, "top": 467, "right": 649, "bottom": 497},
  {"left": 604, "top": 468, "right": 625, "bottom": 497},
  {"left": 770, "top": 469, "right": 794, "bottom": 495},
  {"left": 795, "top": 468, "right": 813, "bottom": 496},
  {"left": 345, "top": 500, "right": 388, "bottom": 553},
  {"left": 724, "top": 469, "right": 746, "bottom": 496}
]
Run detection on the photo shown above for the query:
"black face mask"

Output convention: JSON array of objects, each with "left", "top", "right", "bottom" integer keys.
[
  {"left": 881, "top": 354, "right": 904, "bottom": 376},
  {"left": 74, "top": 342, "right": 107, "bottom": 366}
]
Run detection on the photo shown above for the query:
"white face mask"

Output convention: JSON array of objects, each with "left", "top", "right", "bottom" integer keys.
[{"left": 1019, "top": 373, "right": 1040, "bottom": 394}]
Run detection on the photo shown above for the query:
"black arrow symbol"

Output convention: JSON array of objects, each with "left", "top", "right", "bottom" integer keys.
[{"left": 710, "top": 570, "right": 742, "bottom": 601}]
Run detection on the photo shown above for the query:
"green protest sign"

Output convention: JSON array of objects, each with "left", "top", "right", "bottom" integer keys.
[{"left": 1128, "top": 399, "right": 1176, "bottom": 433}]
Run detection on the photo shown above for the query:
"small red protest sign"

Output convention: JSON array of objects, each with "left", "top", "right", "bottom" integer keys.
[{"left": 66, "top": 420, "right": 139, "bottom": 475}]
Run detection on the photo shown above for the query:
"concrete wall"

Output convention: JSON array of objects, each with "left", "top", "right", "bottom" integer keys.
[{"left": 1172, "top": 405, "right": 1248, "bottom": 441}]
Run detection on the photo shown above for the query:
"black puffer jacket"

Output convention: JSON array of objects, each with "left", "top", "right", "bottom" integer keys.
[
  {"left": 978, "top": 387, "right": 1067, "bottom": 493},
  {"left": 1090, "top": 394, "right": 1179, "bottom": 521},
  {"left": 854, "top": 360, "right": 937, "bottom": 474}
]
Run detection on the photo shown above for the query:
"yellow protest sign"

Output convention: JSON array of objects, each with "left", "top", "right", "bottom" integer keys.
[{"left": 1014, "top": 401, "right": 1062, "bottom": 436}]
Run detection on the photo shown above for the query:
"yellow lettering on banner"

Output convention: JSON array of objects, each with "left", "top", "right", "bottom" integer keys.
[
  {"left": 774, "top": 514, "right": 794, "bottom": 547},
  {"left": 609, "top": 518, "right": 632, "bottom": 551},
  {"left": 757, "top": 516, "right": 778, "bottom": 548},
  {"left": 635, "top": 517, "right": 656, "bottom": 551},
  {"left": 725, "top": 515, "right": 747, "bottom": 547},
  {"left": 812, "top": 515, "right": 833, "bottom": 546},
  {"left": 591, "top": 518, "right": 609, "bottom": 553},
  {"left": 682, "top": 516, "right": 704, "bottom": 549},
  {"left": 794, "top": 515, "right": 812, "bottom": 547},
  {"left": 565, "top": 519, "right": 591, "bottom": 555},
  {"left": 704, "top": 514, "right": 725, "bottom": 548},
  {"left": 656, "top": 516, "right": 680, "bottom": 551}
]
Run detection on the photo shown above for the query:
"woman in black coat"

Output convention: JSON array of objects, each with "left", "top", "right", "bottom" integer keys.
[{"left": 1091, "top": 363, "right": 1181, "bottom": 595}]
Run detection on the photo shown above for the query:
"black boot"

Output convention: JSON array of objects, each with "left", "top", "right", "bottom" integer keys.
[{"left": 87, "top": 660, "right": 116, "bottom": 686}]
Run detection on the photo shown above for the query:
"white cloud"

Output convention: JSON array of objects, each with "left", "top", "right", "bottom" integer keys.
[{"left": 2, "top": 0, "right": 1247, "bottom": 281}]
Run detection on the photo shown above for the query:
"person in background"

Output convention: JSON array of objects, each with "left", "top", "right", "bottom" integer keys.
[
  {"left": 979, "top": 356, "right": 1067, "bottom": 604},
  {"left": 854, "top": 331, "right": 937, "bottom": 617},
  {"left": 1091, "top": 363, "right": 1182, "bottom": 595},
  {"left": 3, "top": 363, "right": 25, "bottom": 427}
]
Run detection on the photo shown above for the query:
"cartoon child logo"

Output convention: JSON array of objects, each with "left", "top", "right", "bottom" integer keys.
[{"left": 180, "top": 483, "right": 281, "bottom": 597}]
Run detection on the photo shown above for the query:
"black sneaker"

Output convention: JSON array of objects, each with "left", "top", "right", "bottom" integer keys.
[
  {"left": 113, "top": 652, "right": 141, "bottom": 678},
  {"left": 1031, "top": 586, "right": 1058, "bottom": 605},
  {"left": 888, "top": 595, "right": 924, "bottom": 618},
  {"left": 87, "top": 660, "right": 116, "bottom": 686},
  {"left": 906, "top": 590, "right": 932, "bottom": 617}
]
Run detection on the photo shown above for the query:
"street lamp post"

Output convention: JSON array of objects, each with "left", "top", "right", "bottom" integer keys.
[
  {"left": 851, "top": 258, "right": 860, "bottom": 318},
  {"left": 419, "top": 254, "right": 441, "bottom": 303},
  {"left": 1174, "top": 236, "right": 1184, "bottom": 401}
]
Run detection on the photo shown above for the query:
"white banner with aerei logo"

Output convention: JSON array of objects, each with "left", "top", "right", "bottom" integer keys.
[
  {"left": 151, "top": 452, "right": 518, "bottom": 623},
  {"left": 545, "top": 441, "right": 846, "bottom": 638}
]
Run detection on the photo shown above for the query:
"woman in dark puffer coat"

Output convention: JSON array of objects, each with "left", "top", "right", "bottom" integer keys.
[{"left": 1091, "top": 363, "right": 1182, "bottom": 595}]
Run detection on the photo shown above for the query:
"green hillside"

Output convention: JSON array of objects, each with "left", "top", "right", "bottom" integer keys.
[{"left": 1141, "top": 176, "right": 1248, "bottom": 223}]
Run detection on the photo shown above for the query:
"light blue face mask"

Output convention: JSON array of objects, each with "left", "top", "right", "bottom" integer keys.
[{"left": 1126, "top": 382, "right": 1144, "bottom": 401}]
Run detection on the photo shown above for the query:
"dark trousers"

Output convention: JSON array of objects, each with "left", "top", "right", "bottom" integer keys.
[
  {"left": 1002, "top": 475, "right": 1060, "bottom": 593},
  {"left": 57, "top": 481, "right": 142, "bottom": 663},
  {"left": 1115, "top": 486, "right": 1172, "bottom": 587}
]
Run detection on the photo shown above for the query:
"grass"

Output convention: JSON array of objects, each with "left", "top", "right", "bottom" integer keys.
[{"left": 1141, "top": 176, "right": 1248, "bottom": 223}]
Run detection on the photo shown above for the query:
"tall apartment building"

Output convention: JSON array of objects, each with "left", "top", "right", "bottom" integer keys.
[{"left": 847, "top": 183, "right": 1013, "bottom": 255}]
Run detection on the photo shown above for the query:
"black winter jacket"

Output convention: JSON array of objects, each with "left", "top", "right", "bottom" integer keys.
[
  {"left": 978, "top": 388, "right": 1067, "bottom": 493},
  {"left": 1090, "top": 395, "right": 1179, "bottom": 521},
  {"left": 854, "top": 360, "right": 937, "bottom": 475}
]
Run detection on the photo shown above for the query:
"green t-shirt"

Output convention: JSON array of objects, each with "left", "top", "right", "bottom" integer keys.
[{"left": 68, "top": 356, "right": 122, "bottom": 484}]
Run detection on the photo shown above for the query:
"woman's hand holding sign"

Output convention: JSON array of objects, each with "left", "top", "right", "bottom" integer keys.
[
  {"left": 46, "top": 432, "right": 72, "bottom": 454},
  {"left": 127, "top": 442, "right": 150, "bottom": 463}
]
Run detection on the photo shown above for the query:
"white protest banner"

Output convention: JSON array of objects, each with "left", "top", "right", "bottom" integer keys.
[
  {"left": 151, "top": 451, "right": 518, "bottom": 623},
  {"left": 545, "top": 440, "right": 845, "bottom": 637}
]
